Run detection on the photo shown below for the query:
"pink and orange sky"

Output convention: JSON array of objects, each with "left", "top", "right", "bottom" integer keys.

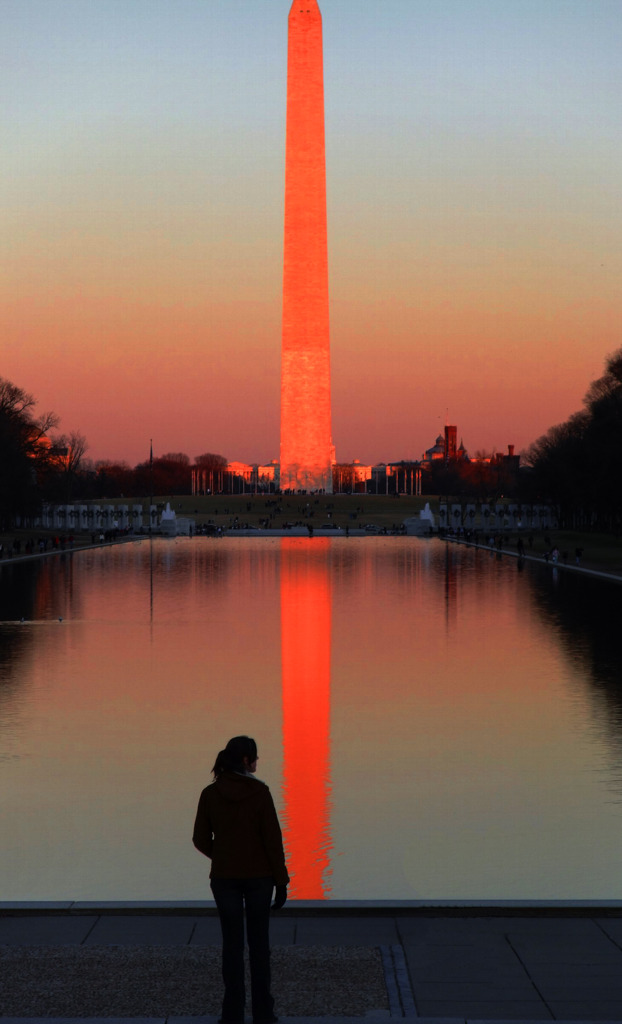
[{"left": 3, "top": 0, "right": 621, "bottom": 467}]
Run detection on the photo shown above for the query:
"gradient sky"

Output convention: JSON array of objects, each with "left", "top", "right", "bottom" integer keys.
[{"left": 3, "top": 0, "right": 621, "bottom": 466}]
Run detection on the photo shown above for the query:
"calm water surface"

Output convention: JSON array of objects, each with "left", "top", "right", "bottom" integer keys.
[{"left": 1, "top": 537, "right": 621, "bottom": 900}]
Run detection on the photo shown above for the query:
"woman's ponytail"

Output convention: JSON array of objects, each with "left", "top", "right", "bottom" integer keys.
[{"left": 212, "top": 735, "right": 257, "bottom": 778}]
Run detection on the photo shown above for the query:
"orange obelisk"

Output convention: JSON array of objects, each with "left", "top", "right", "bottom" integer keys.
[{"left": 280, "top": 0, "right": 333, "bottom": 493}]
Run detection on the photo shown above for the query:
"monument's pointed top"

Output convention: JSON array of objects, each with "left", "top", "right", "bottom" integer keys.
[
  {"left": 290, "top": 0, "right": 321, "bottom": 13},
  {"left": 288, "top": 1, "right": 323, "bottom": 30}
]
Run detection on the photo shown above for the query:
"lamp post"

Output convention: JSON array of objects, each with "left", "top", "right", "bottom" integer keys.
[{"left": 149, "top": 439, "right": 153, "bottom": 535}]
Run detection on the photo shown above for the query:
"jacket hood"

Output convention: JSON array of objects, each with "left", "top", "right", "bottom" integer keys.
[{"left": 214, "top": 771, "right": 262, "bottom": 802}]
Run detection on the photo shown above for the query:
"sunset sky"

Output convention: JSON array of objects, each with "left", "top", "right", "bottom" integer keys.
[{"left": 3, "top": 0, "right": 621, "bottom": 467}]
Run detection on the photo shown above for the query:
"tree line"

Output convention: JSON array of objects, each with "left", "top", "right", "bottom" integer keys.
[
  {"left": 522, "top": 346, "right": 622, "bottom": 531},
  {"left": 0, "top": 377, "right": 227, "bottom": 521},
  {"left": 87, "top": 451, "right": 227, "bottom": 500},
  {"left": 0, "top": 379, "right": 87, "bottom": 528}
]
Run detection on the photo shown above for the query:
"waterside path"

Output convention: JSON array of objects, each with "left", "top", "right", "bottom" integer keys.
[{"left": 2, "top": 902, "right": 622, "bottom": 1023}]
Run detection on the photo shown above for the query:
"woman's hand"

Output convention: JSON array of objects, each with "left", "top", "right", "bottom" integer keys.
[{"left": 272, "top": 884, "right": 287, "bottom": 910}]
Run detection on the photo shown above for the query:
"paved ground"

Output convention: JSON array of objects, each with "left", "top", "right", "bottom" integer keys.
[{"left": 2, "top": 904, "right": 622, "bottom": 1023}]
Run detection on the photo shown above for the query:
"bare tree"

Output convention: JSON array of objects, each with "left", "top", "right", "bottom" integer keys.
[
  {"left": 51, "top": 430, "right": 89, "bottom": 501},
  {"left": 0, "top": 377, "right": 60, "bottom": 523}
]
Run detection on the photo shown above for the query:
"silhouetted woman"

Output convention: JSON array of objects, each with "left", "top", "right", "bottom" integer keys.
[{"left": 193, "top": 735, "right": 289, "bottom": 1024}]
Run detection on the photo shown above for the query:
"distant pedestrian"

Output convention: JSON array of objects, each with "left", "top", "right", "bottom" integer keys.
[
  {"left": 575, "top": 547, "right": 584, "bottom": 565},
  {"left": 193, "top": 736, "right": 288, "bottom": 1024}
]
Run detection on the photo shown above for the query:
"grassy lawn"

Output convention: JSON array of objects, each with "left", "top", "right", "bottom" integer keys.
[{"left": 157, "top": 492, "right": 429, "bottom": 531}]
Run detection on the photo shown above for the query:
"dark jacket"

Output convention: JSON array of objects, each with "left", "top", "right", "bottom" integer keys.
[{"left": 193, "top": 771, "right": 289, "bottom": 886}]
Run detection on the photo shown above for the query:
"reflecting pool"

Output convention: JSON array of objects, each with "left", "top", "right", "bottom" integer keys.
[{"left": 1, "top": 537, "right": 621, "bottom": 900}]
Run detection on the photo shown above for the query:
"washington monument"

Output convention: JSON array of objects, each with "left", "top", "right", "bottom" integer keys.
[{"left": 280, "top": 0, "right": 333, "bottom": 493}]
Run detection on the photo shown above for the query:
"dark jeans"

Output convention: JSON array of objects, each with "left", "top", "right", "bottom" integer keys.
[{"left": 210, "top": 876, "right": 275, "bottom": 1023}]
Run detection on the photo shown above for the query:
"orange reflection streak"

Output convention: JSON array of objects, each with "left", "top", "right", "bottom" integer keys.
[{"left": 280, "top": 538, "right": 332, "bottom": 898}]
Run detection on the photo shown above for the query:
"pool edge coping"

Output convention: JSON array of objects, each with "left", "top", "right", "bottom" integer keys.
[{"left": 3, "top": 899, "right": 622, "bottom": 916}]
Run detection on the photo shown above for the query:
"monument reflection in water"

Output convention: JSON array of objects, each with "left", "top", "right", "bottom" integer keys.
[
  {"left": 1, "top": 537, "right": 622, "bottom": 901},
  {"left": 281, "top": 540, "right": 332, "bottom": 898}
]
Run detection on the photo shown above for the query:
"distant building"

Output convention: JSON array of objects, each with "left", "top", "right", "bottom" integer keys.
[
  {"left": 368, "top": 462, "right": 422, "bottom": 496},
  {"left": 444, "top": 424, "right": 457, "bottom": 460},
  {"left": 190, "top": 431, "right": 518, "bottom": 496},
  {"left": 332, "top": 460, "right": 371, "bottom": 493},
  {"left": 425, "top": 435, "right": 445, "bottom": 461},
  {"left": 491, "top": 445, "right": 521, "bottom": 487},
  {"left": 423, "top": 425, "right": 468, "bottom": 464},
  {"left": 192, "top": 460, "right": 278, "bottom": 495},
  {"left": 258, "top": 460, "right": 279, "bottom": 491}
]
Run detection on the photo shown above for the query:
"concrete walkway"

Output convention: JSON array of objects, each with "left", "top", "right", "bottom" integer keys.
[
  {"left": 444, "top": 534, "right": 622, "bottom": 585},
  {"left": 2, "top": 903, "right": 622, "bottom": 1023}
]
